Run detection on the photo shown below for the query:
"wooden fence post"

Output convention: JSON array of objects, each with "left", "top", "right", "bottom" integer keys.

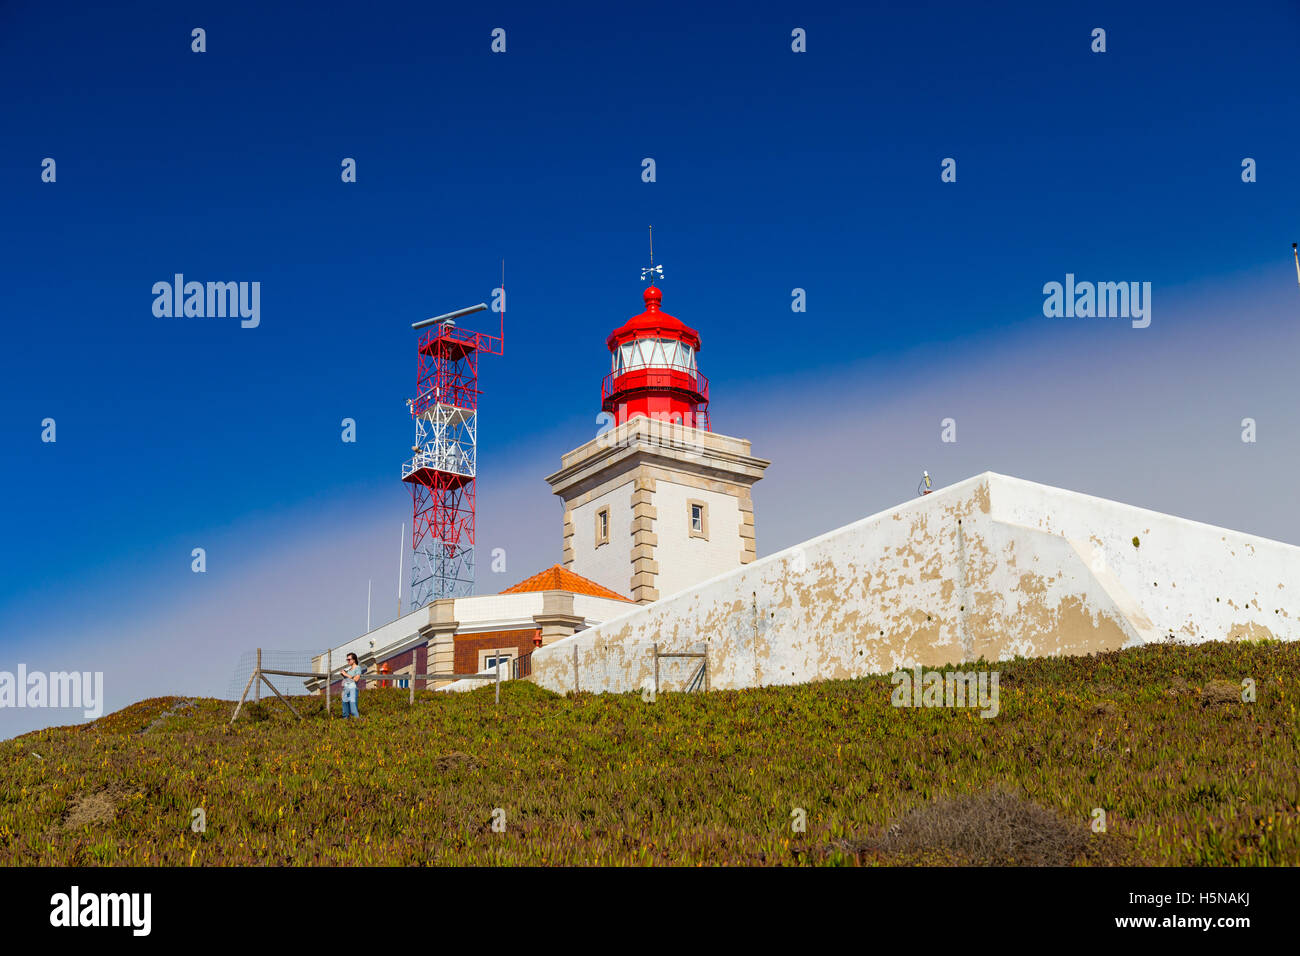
[
  {"left": 573, "top": 644, "right": 579, "bottom": 694},
  {"left": 495, "top": 651, "right": 501, "bottom": 706},
  {"left": 653, "top": 642, "right": 659, "bottom": 696},
  {"left": 230, "top": 668, "right": 258, "bottom": 724},
  {"left": 326, "top": 649, "right": 332, "bottom": 718},
  {"left": 254, "top": 649, "right": 262, "bottom": 704},
  {"left": 258, "top": 672, "right": 302, "bottom": 720}
]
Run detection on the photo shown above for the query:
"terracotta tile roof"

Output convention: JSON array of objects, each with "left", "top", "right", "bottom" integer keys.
[{"left": 500, "top": 565, "right": 631, "bottom": 601}]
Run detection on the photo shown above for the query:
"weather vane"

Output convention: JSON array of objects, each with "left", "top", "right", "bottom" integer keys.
[{"left": 641, "top": 224, "right": 663, "bottom": 283}]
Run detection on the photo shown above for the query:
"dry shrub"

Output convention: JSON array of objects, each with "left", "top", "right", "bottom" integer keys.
[
  {"left": 861, "top": 787, "right": 1095, "bottom": 866},
  {"left": 62, "top": 791, "right": 119, "bottom": 830},
  {"left": 1201, "top": 680, "right": 1241, "bottom": 706},
  {"left": 434, "top": 751, "right": 478, "bottom": 772}
]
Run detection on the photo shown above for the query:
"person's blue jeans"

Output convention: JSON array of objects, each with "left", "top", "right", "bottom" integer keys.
[{"left": 341, "top": 689, "right": 358, "bottom": 718}]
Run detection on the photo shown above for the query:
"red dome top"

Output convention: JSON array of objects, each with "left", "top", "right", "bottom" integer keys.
[{"left": 605, "top": 285, "right": 702, "bottom": 351}]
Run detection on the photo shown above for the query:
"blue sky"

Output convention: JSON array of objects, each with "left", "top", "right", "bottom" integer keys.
[{"left": 2, "top": 0, "right": 1298, "bottom": 736}]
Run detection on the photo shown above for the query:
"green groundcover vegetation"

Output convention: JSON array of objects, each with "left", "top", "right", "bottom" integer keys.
[{"left": 2, "top": 640, "right": 1296, "bottom": 866}]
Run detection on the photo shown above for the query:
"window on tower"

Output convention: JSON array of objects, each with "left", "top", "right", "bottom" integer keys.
[
  {"left": 688, "top": 500, "right": 708, "bottom": 540},
  {"left": 595, "top": 507, "right": 610, "bottom": 547}
]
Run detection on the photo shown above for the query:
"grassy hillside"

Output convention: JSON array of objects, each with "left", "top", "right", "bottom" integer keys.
[{"left": 2, "top": 640, "right": 1297, "bottom": 866}]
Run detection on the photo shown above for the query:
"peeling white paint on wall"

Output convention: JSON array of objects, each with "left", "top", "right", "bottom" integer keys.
[{"left": 528, "top": 473, "right": 1300, "bottom": 695}]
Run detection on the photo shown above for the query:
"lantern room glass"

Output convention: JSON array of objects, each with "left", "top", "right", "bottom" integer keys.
[{"left": 613, "top": 337, "right": 696, "bottom": 374}]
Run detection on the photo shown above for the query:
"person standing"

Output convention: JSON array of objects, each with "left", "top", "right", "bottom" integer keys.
[{"left": 340, "top": 653, "right": 362, "bottom": 718}]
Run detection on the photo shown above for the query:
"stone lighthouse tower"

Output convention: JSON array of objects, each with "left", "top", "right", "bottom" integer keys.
[{"left": 546, "top": 276, "right": 769, "bottom": 604}]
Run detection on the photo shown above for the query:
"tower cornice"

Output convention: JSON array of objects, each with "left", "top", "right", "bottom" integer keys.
[{"left": 546, "top": 419, "right": 769, "bottom": 502}]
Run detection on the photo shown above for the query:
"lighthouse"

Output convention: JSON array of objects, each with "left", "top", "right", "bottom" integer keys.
[
  {"left": 547, "top": 272, "right": 770, "bottom": 604},
  {"left": 601, "top": 283, "right": 709, "bottom": 431}
]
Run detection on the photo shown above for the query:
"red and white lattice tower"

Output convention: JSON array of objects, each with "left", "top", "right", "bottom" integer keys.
[{"left": 401, "top": 302, "right": 503, "bottom": 609}]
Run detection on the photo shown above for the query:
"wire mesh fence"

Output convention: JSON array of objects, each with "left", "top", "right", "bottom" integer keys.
[
  {"left": 226, "top": 638, "right": 709, "bottom": 720},
  {"left": 226, "top": 646, "right": 539, "bottom": 723},
  {"left": 226, "top": 648, "right": 328, "bottom": 701},
  {"left": 554, "top": 640, "right": 709, "bottom": 695}
]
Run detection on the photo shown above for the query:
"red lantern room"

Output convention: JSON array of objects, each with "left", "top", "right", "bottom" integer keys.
[{"left": 601, "top": 284, "right": 710, "bottom": 431}]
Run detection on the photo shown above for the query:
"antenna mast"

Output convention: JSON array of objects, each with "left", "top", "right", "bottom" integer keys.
[
  {"left": 396, "top": 522, "right": 404, "bottom": 619},
  {"left": 401, "top": 283, "right": 505, "bottom": 609}
]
